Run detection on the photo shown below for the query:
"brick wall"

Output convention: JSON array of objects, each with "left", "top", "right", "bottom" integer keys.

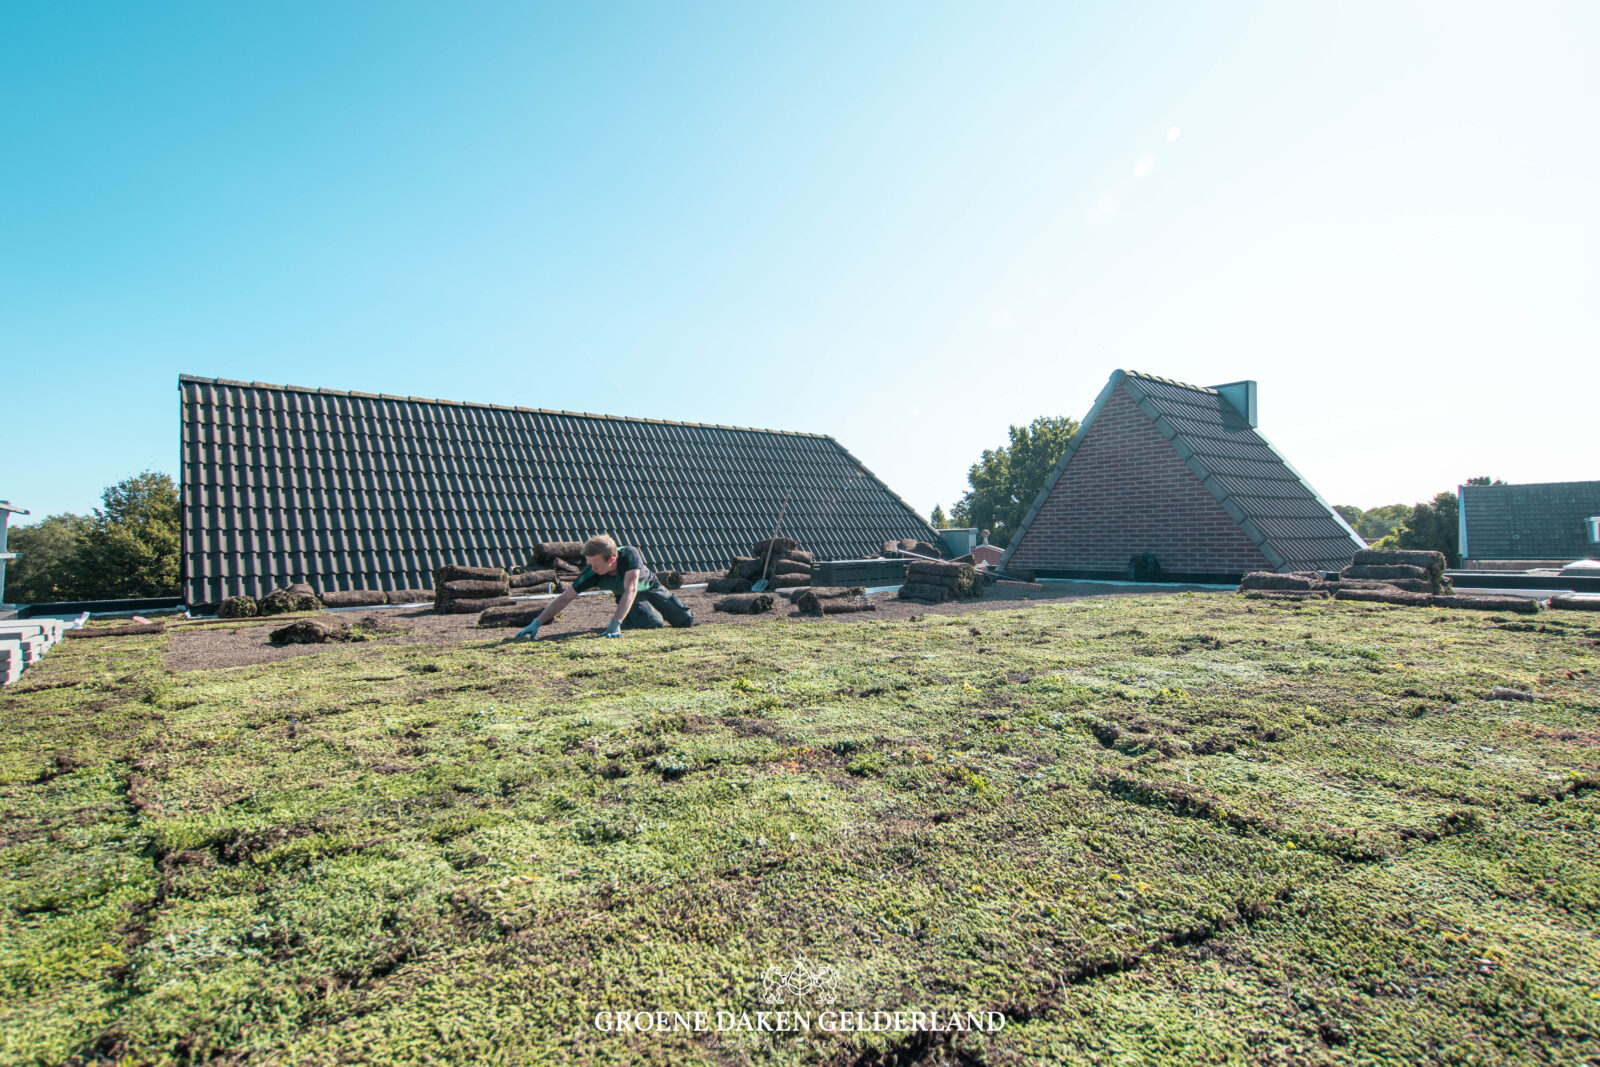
[
  {"left": 1008, "top": 386, "right": 1271, "bottom": 575},
  {"left": 972, "top": 545, "right": 1003, "bottom": 568}
]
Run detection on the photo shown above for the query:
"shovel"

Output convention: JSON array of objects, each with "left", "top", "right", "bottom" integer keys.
[{"left": 750, "top": 491, "right": 792, "bottom": 593}]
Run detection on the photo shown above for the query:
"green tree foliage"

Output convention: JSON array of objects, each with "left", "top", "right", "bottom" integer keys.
[
  {"left": 1333, "top": 504, "right": 1363, "bottom": 528},
  {"left": 950, "top": 416, "right": 1079, "bottom": 548},
  {"left": 1346, "top": 503, "right": 1411, "bottom": 543},
  {"left": 64, "top": 471, "right": 182, "bottom": 598},
  {"left": 44, "top": 472, "right": 182, "bottom": 601},
  {"left": 5, "top": 514, "right": 88, "bottom": 603},
  {"left": 929, "top": 504, "right": 950, "bottom": 529},
  {"left": 1465, "top": 476, "right": 1506, "bottom": 486},
  {"left": 1372, "top": 491, "right": 1461, "bottom": 567}
]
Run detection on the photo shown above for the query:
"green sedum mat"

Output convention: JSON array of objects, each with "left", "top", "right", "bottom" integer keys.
[{"left": 1, "top": 594, "right": 1597, "bottom": 1065}]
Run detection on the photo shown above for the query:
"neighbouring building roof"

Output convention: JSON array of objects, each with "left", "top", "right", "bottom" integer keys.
[
  {"left": 179, "top": 375, "right": 936, "bottom": 604},
  {"left": 1459, "top": 481, "right": 1600, "bottom": 562},
  {"left": 1001, "top": 370, "right": 1364, "bottom": 578}
]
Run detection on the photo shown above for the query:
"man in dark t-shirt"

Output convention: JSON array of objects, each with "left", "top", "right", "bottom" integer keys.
[
  {"left": 574, "top": 543, "right": 658, "bottom": 599},
  {"left": 514, "top": 534, "right": 693, "bottom": 640}
]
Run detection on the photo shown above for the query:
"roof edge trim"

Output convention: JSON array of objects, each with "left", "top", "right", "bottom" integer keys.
[{"left": 825, "top": 438, "right": 940, "bottom": 542}]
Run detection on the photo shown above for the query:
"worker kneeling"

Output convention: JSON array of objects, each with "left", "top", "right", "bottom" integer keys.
[{"left": 514, "top": 535, "right": 693, "bottom": 640}]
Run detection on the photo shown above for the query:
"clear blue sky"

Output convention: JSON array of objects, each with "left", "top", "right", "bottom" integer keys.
[{"left": 4, "top": 1, "right": 1596, "bottom": 525}]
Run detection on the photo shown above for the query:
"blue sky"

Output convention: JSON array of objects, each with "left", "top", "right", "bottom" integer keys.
[{"left": 4, "top": 1, "right": 1596, "bottom": 525}]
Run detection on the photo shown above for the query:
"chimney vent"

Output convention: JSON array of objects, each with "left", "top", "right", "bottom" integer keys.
[{"left": 1211, "top": 380, "right": 1258, "bottom": 427}]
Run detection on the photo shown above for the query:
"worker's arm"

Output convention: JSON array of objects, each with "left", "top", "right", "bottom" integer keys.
[
  {"left": 609, "top": 569, "right": 641, "bottom": 632},
  {"left": 538, "top": 587, "right": 578, "bottom": 625},
  {"left": 515, "top": 586, "right": 579, "bottom": 641}
]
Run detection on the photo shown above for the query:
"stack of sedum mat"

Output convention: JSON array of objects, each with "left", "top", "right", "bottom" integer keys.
[
  {"left": 705, "top": 539, "right": 815, "bottom": 594},
  {"left": 1239, "top": 549, "right": 1542, "bottom": 613},
  {"left": 433, "top": 565, "right": 514, "bottom": 615},
  {"left": 0, "top": 618, "right": 69, "bottom": 686}
]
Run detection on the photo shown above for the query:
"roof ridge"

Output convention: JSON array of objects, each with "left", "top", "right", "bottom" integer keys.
[
  {"left": 1120, "top": 369, "right": 1219, "bottom": 395},
  {"left": 177, "top": 373, "right": 832, "bottom": 440},
  {"left": 1460, "top": 479, "right": 1600, "bottom": 490}
]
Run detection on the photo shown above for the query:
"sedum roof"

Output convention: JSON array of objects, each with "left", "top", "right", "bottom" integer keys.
[{"left": 179, "top": 375, "right": 935, "bottom": 603}]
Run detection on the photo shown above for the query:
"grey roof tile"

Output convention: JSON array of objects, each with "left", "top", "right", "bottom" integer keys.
[
  {"left": 179, "top": 375, "right": 936, "bottom": 602},
  {"left": 1461, "top": 481, "right": 1600, "bottom": 560},
  {"left": 1118, "top": 373, "right": 1361, "bottom": 571}
]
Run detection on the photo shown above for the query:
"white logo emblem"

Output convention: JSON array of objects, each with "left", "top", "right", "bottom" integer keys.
[{"left": 761, "top": 955, "right": 840, "bottom": 1005}]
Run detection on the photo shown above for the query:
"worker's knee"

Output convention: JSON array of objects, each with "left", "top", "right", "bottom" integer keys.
[{"left": 663, "top": 595, "right": 694, "bottom": 627}]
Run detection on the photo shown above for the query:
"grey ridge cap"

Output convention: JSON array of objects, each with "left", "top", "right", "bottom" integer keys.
[
  {"left": 1218, "top": 496, "right": 1249, "bottom": 525},
  {"left": 178, "top": 374, "right": 830, "bottom": 439},
  {"left": 1257, "top": 539, "right": 1289, "bottom": 570}
]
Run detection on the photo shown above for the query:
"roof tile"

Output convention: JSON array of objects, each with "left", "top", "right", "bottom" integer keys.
[{"left": 179, "top": 375, "right": 935, "bottom": 601}]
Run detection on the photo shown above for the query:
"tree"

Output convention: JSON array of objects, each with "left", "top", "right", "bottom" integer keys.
[
  {"left": 929, "top": 505, "right": 950, "bottom": 529},
  {"left": 1333, "top": 504, "right": 1363, "bottom": 528},
  {"left": 1465, "top": 476, "right": 1507, "bottom": 486},
  {"left": 950, "top": 416, "right": 1079, "bottom": 548},
  {"left": 5, "top": 513, "right": 88, "bottom": 603},
  {"left": 1373, "top": 491, "right": 1460, "bottom": 567},
  {"left": 54, "top": 472, "right": 181, "bottom": 599},
  {"left": 1350, "top": 503, "right": 1411, "bottom": 544}
]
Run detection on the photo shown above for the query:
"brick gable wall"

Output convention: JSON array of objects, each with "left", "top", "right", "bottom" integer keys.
[{"left": 1007, "top": 386, "right": 1271, "bottom": 575}]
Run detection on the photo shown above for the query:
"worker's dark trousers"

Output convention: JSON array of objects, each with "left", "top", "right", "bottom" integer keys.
[{"left": 619, "top": 588, "right": 695, "bottom": 630}]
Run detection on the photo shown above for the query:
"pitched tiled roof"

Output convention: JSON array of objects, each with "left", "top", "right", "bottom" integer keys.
[
  {"left": 1460, "top": 481, "right": 1600, "bottom": 560},
  {"left": 1002, "top": 370, "right": 1363, "bottom": 574},
  {"left": 179, "top": 375, "right": 936, "bottom": 603}
]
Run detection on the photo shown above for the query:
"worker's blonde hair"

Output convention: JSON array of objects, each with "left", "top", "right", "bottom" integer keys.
[{"left": 583, "top": 534, "right": 617, "bottom": 559}]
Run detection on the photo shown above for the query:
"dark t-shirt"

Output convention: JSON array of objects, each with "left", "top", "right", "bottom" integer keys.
[{"left": 572, "top": 545, "right": 659, "bottom": 598}]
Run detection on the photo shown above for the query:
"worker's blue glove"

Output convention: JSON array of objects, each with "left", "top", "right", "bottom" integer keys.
[
  {"left": 514, "top": 619, "right": 541, "bottom": 642},
  {"left": 602, "top": 619, "right": 623, "bottom": 638}
]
